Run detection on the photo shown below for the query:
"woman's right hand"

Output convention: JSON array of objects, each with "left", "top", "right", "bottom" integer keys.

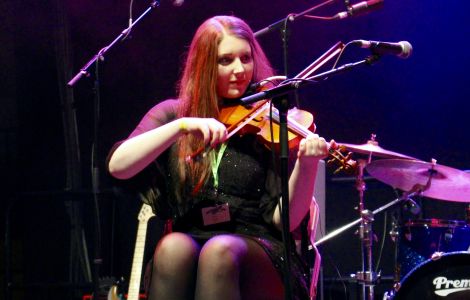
[{"left": 179, "top": 117, "right": 228, "bottom": 147}]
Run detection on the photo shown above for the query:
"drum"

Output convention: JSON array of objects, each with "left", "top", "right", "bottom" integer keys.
[
  {"left": 398, "top": 219, "right": 470, "bottom": 278},
  {"left": 393, "top": 252, "right": 470, "bottom": 300}
]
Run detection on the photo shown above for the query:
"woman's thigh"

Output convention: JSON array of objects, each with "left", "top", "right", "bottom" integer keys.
[{"left": 239, "top": 237, "right": 284, "bottom": 300}]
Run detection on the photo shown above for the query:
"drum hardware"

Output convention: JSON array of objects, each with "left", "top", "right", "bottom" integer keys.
[
  {"left": 324, "top": 143, "right": 470, "bottom": 299},
  {"left": 316, "top": 166, "right": 421, "bottom": 299},
  {"left": 366, "top": 158, "right": 470, "bottom": 299},
  {"left": 314, "top": 187, "right": 423, "bottom": 298},
  {"left": 352, "top": 136, "right": 417, "bottom": 300},
  {"left": 444, "top": 229, "right": 453, "bottom": 243},
  {"left": 389, "top": 214, "right": 401, "bottom": 284},
  {"left": 354, "top": 158, "right": 378, "bottom": 300},
  {"left": 395, "top": 218, "right": 470, "bottom": 281},
  {"left": 339, "top": 134, "right": 416, "bottom": 160},
  {"left": 366, "top": 158, "right": 470, "bottom": 202},
  {"left": 401, "top": 197, "right": 421, "bottom": 215},
  {"left": 384, "top": 252, "right": 470, "bottom": 299},
  {"left": 385, "top": 216, "right": 470, "bottom": 299},
  {"left": 354, "top": 207, "right": 380, "bottom": 299},
  {"left": 315, "top": 134, "right": 421, "bottom": 300}
]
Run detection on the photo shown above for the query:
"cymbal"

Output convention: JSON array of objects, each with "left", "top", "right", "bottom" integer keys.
[
  {"left": 339, "top": 140, "right": 415, "bottom": 159},
  {"left": 366, "top": 159, "right": 470, "bottom": 202}
]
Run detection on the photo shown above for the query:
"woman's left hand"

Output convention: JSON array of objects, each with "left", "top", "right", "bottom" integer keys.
[{"left": 297, "top": 134, "right": 329, "bottom": 163}]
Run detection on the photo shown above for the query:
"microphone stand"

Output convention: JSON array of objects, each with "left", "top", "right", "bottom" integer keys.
[
  {"left": 68, "top": 1, "right": 160, "bottom": 87},
  {"left": 254, "top": 4, "right": 338, "bottom": 298},
  {"left": 253, "top": 0, "right": 335, "bottom": 38},
  {"left": 240, "top": 55, "right": 379, "bottom": 300},
  {"left": 254, "top": 0, "right": 336, "bottom": 109},
  {"left": 67, "top": 2, "right": 160, "bottom": 299},
  {"left": 273, "top": 94, "right": 294, "bottom": 300},
  {"left": 356, "top": 159, "right": 375, "bottom": 300},
  {"left": 240, "top": 55, "right": 379, "bottom": 106}
]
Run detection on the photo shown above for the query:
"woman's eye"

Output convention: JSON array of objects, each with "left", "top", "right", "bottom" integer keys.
[
  {"left": 241, "top": 55, "right": 253, "bottom": 63},
  {"left": 218, "top": 57, "right": 232, "bottom": 65}
]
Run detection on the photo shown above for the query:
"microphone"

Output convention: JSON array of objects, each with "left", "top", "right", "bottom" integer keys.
[
  {"left": 352, "top": 40, "right": 413, "bottom": 59},
  {"left": 335, "top": 0, "right": 384, "bottom": 19}
]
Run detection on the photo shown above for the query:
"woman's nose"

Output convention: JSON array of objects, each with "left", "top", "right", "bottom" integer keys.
[{"left": 233, "top": 58, "right": 245, "bottom": 74}]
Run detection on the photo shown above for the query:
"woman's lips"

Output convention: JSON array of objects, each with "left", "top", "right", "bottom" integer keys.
[{"left": 230, "top": 80, "right": 246, "bottom": 86}]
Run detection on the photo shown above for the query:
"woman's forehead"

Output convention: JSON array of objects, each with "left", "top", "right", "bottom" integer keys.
[{"left": 218, "top": 34, "right": 251, "bottom": 55}]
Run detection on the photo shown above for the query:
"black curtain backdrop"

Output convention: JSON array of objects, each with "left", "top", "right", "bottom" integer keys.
[{"left": 1, "top": 1, "right": 469, "bottom": 299}]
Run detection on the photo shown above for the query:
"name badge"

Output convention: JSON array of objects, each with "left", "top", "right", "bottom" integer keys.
[{"left": 201, "top": 203, "right": 231, "bottom": 226}]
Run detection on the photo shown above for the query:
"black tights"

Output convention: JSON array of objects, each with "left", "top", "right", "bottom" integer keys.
[{"left": 147, "top": 232, "right": 284, "bottom": 300}]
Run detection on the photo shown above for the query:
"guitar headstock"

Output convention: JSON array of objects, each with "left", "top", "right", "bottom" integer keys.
[{"left": 138, "top": 203, "right": 155, "bottom": 222}]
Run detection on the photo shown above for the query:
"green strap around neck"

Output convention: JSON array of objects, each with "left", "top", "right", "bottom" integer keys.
[{"left": 210, "top": 142, "right": 227, "bottom": 190}]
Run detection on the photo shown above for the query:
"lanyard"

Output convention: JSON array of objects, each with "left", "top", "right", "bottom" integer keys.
[{"left": 210, "top": 142, "right": 227, "bottom": 190}]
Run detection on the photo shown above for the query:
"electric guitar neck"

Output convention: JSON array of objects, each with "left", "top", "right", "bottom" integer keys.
[{"left": 127, "top": 203, "right": 155, "bottom": 300}]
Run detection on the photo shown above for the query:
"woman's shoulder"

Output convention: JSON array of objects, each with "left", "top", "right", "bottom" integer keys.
[
  {"left": 147, "top": 98, "right": 181, "bottom": 116},
  {"left": 129, "top": 98, "right": 181, "bottom": 137},
  {"left": 144, "top": 98, "right": 182, "bottom": 124}
]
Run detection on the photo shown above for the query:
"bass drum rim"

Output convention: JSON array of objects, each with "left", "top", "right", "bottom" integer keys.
[{"left": 394, "top": 251, "right": 470, "bottom": 300}]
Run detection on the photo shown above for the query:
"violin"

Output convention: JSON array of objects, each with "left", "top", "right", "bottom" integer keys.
[
  {"left": 188, "top": 99, "right": 357, "bottom": 175},
  {"left": 219, "top": 100, "right": 314, "bottom": 151}
]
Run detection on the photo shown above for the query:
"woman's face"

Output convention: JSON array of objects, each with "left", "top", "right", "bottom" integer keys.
[{"left": 216, "top": 34, "right": 254, "bottom": 100}]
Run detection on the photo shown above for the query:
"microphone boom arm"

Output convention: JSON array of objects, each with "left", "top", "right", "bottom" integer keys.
[
  {"left": 240, "top": 55, "right": 379, "bottom": 105},
  {"left": 254, "top": 0, "right": 336, "bottom": 37},
  {"left": 67, "top": 1, "right": 160, "bottom": 86}
]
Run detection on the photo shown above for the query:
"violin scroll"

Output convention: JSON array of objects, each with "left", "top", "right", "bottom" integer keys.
[{"left": 327, "top": 143, "right": 358, "bottom": 175}]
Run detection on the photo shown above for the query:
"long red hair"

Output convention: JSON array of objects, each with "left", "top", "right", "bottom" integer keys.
[{"left": 173, "top": 15, "right": 274, "bottom": 202}]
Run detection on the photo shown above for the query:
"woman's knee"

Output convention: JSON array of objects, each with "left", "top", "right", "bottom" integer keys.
[
  {"left": 153, "top": 232, "right": 199, "bottom": 275},
  {"left": 198, "top": 235, "right": 248, "bottom": 277}
]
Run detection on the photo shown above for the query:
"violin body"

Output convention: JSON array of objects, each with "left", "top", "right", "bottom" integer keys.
[
  {"left": 188, "top": 82, "right": 355, "bottom": 174},
  {"left": 217, "top": 100, "right": 356, "bottom": 174},
  {"left": 218, "top": 100, "right": 316, "bottom": 151}
]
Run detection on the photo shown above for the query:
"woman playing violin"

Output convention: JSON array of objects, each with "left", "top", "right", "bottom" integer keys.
[{"left": 107, "top": 15, "right": 328, "bottom": 300}]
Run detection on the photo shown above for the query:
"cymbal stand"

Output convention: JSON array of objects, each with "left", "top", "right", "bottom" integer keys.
[
  {"left": 354, "top": 159, "right": 378, "bottom": 300},
  {"left": 315, "top": 185, "right": 422, "bottom": 300},
  {"left": 389, "top": 212, "right": 400, "bottom": 285}
]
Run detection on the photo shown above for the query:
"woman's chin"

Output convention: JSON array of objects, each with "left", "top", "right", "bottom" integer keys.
[{"left": 226, "top": 88, "right": 247, "bottom": 99}]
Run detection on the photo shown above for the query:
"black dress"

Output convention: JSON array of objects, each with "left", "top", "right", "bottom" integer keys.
[{"left": 110, "top": 99, "right": 310, "bottom": 299}]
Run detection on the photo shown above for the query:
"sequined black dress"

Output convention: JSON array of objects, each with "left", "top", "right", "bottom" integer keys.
[{"left": 110, "top": 99, "right": 310, "bottom": 299}]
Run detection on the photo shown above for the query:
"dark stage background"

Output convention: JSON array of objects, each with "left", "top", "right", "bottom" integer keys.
[{"left": 1, "top": 0, "right": 470, "bottom": 299}]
